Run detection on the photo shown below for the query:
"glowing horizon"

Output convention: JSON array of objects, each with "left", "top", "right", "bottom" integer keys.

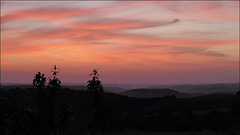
[{"left": 1, "top": 1, "right": 239, "bottom": 84}]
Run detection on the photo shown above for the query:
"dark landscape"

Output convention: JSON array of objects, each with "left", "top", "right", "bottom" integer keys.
[{"left": 1, "top": 80, "right": 240, "bottom": 135}]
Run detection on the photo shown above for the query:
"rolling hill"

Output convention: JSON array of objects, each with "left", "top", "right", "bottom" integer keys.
[{"left": 120, "top": 88, "right": 202, "bottom": 98}]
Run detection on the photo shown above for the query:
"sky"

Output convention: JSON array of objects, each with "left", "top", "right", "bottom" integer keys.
[{"left": 1, "top": 1, "right": 239, "bottom": 85}]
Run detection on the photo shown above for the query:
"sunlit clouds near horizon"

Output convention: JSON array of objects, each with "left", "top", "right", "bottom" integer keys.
[{"left": 1, "top": 1, "right": 239, "bottom": 84}]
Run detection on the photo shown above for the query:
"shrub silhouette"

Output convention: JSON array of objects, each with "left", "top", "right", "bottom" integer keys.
[
  {"left": 33, "top": 72, "right": 46, "bottom": 89},
  {"left": 87, "top": 69, "right": 107, "bottom": 135},
  {"left": 33, "top": 71, "right": 46, "bottom": 110}
]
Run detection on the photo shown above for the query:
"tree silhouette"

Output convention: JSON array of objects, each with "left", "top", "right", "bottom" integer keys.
[
  {"left": 33, "top": 72, "right": 46, "bottom": 89},
  {"left": 47, "top": 65, "right": 62, "bottom": 135},
  {"left": 87, "top": 69, "right": 107, "bottom": 135},
  {"left": 32, "top": 66, "right": 72, "bottom": 135},
  {"left": 51, "top": 65, "right": 61, "bottom": 76},
  {"left": 48, "top": 65, "right": 61, "bottom": 89},
  {"left": 33, "top": 71, "right": 46, "bottom": 108}
]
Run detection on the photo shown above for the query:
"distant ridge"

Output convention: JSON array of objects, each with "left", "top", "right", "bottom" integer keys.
[
  {"left": 62, "top": 85, "right": 125, "bottom": 93},
  {"left": 120, "top": 88, "right": 202, "bottom": 98},
  {"left": 149, "top": 83, "right": 239, "bottom": 94},
  {"left": 1, "top": 83, "right": 238, "bottom": 95},
  {"left": 195, "top": 93, "right": 235, "bottom": 99}
]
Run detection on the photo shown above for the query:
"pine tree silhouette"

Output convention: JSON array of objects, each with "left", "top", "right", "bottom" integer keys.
[
  {"left": 47, "top": 65, "right": 62, "bottom": 135},
  {"left": 87, "top": 69, "right": 107, "bottom": 135}
]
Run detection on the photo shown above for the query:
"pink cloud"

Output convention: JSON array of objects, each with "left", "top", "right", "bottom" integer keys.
[
  {"left": 2, "top": 7, "right": 96, "bottom": 23},
  {"left": 153, "top": 1, "right": 239, "bottom": 21}
]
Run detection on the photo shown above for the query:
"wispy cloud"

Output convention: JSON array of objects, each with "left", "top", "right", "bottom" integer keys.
[
  {"left": 169, "top": 46, "right": 227, "bottom": 57},
  {"left": 2, "top": 7, "right": 95, "bottom": 23},
  {"left": 67, "top": 18, "right": 179, "bottom": 30}
]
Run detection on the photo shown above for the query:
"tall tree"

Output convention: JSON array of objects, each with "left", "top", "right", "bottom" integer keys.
[
  {"left": 33, "top": 71, "right": 48, "bottom": 134},
  {"left": 47, "top": 65, "right": 62, "bottom": 135},
  {"left": 87, "top": 69, "right": 107, "bottom": 135},
  {"left": 33, "top": 71, "right": 46, "bottom": 106}
]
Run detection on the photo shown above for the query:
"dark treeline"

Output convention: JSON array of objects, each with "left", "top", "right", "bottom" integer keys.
[{"left": 0, "top": 66, "right": 240, "bottom": 135}]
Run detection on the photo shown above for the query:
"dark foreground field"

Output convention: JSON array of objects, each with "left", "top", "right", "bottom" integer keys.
[{"left": 1, "top": 87, "right": 240, "bottom": 135}]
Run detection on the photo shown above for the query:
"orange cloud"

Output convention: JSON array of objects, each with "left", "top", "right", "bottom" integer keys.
[{"left": 2, "top": 7, "right": 97, "bottom": 23}]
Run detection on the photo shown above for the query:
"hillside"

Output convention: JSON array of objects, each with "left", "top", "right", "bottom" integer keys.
[
  {"left": 149, "top": 83, "right": 239, "bottom": 94},
  {"left": 120, "top": 88, "right": 202, "bottom": 98},
  {"left": 0, "top": 87, "right": 240, "bottom": 134}
]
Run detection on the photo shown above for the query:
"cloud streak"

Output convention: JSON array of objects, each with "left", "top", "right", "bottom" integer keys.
[
  {"left": 169, "top": 46, "right": 227, "bottom": 57},
  {"left": 2, "top": 7, "right": 96, "bottom": 23}
]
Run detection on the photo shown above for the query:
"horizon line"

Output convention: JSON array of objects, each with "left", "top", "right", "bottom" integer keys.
[{"left": 1, "top": 81, "right": 239, "bottom": 86}]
